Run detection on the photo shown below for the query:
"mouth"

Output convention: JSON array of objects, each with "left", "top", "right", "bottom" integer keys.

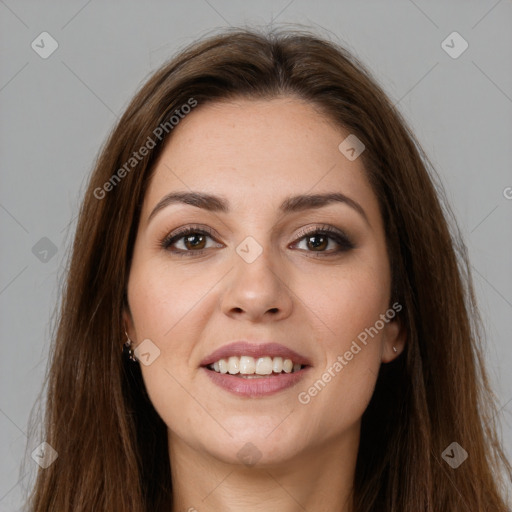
[
  {"left": 200, "top": 341, "right": 312, "bottom": 397},
  {"left": 205, "top": 355, "right": 306, "bottom": 377}
]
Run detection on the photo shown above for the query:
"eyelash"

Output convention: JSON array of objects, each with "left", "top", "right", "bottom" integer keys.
[
  {"left": 293, "top": 225, "right": 355, "bottom": 254},
  {"left": 160, "top": 224, "right": 355, "bottom": 257},
  {"left": 160, "top": 225, "right": 219, "bottom": 255}
]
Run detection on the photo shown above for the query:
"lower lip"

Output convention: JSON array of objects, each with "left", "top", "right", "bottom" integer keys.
[{"left": 202, "top": 367, "right": 311, "bottom": 397}]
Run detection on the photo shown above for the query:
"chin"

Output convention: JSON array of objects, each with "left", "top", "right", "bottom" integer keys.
[
  {"left": 210, "top": 440, "right": 302, "bottom": 468},
  {"left": 193, "top": 425, "right": 305, "bottom": 468}
]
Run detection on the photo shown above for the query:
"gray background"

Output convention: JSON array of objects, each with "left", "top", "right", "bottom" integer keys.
[{"left": 1, "top": 0, "right": 511, "bottom": 509}]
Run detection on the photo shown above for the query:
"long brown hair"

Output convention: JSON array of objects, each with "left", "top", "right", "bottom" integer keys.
[{"left": 25, "top": 27, "right": 511, "bottom": 511}]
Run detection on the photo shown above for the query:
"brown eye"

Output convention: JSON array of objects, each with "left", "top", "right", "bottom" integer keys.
[
  {"left": 292, "top": 226, "right": 355, "bottom": 255},
  {"left": 161, "top": 227, "right": 223, "bottom": 255},
  {"left": 305, "top": 234, "right": 329, "bottom": 251},
  {"left": 182, "top": 233, "right": 207, "bottom": 250}
]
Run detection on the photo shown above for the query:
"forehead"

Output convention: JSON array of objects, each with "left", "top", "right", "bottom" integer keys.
[{"left": 143, "top": 97, "right": 378, "bottom": 221}]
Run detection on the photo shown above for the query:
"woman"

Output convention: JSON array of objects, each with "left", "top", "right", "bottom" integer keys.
[{"left": 26, "top": 28, "right": 511, "bottom": 511}]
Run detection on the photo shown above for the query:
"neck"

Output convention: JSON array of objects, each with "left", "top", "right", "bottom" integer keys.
[{"left": 168, "top": 428, "right": 358, "bottom": 512}]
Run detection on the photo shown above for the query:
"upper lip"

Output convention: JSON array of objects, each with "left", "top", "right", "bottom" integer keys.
[{"left": 200, "top": 341, "right": 312, "bottom": 367}]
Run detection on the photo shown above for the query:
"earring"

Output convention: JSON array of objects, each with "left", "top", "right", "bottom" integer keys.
[
  {"left": 392, "top": 346, "right": 398, "bottom": 353},
  {"left": 123, "top": 330, "right": 137, "bottom": 362}
]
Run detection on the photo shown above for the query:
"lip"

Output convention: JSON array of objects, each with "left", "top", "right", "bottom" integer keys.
[
  {"left": 202, "top": 366, "right": 312, "bottom": 398},
  {"left": 199, "top": 341, "right": 312, "bottom": 398},
  {"left": 199, "top": 341, "right": 312, "bottom": 367}
]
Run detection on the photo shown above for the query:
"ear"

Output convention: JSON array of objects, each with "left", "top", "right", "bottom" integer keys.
[
  {"left": 122, "top": 306, "right": 135, "bottom": 342},
  {"left": 381, "top": 317, "right": 407, "bottom": 363}
]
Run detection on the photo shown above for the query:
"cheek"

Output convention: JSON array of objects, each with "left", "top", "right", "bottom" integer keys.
[
  {"left": 127, "top": 257, "right": 218, "bottom": 341},
  {"left": 292, "top": 255, "right": 390, "bottom": 424},
  {"left": 126, "top": 258, "right": 225, "bottom": 441},
  {"left": 293, "top": 256, "right": 391, "bottom": 352}
]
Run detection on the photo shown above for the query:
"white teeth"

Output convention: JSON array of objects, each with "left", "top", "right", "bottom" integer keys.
[
  {"left": 227, "top": 356, "right": 239, "bottom": 374},
  {"left": 208, "top": 355, "right": 303, "bottom": 375},
  {"left": 272, "top": 357, "right": 283, "bottom": 373},
  {"left": 218, "top": 358, "right": 228, "bottom": 374},
  {"left": 255, "top": 357, "right": 273, "bottom": 375},
  {"left": 239, "top": 356, "right": 256, "bottom": 374}
]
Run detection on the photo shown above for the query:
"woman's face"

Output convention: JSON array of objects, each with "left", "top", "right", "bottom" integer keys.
[{"left": 125, "top": 97, "right": 404, "bottom": 466}]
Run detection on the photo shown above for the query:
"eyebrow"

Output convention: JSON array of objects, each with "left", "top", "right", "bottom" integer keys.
[{"left": 147, "top": 191, "right": 369, "bottom": 225}]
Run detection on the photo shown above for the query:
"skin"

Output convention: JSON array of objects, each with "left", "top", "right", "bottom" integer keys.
[{"left": 124, "top": 97, "right": 406, "bottom": 512}]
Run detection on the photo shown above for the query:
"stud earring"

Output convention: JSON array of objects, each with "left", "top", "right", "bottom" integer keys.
[
  {"left": 123, "top": 330, "right": 137, "bottom": 362},
  {"left": 392, "top": 346, "right": 398, "bottom": 353}
]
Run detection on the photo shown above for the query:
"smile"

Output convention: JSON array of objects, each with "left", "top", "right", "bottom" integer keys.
[
  {"left": 207, "top": 355, "right": 304, "bottom": 376},
  {"left": 200, "top": 340, "right": 312, "bottom": 397}
]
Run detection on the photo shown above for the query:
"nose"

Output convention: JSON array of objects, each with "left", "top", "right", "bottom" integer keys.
[{"left": 220, "top": 246, "right": 293, "bottom": 323}]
